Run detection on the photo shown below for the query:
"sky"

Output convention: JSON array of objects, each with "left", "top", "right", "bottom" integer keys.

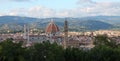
[{"left": 0, "top": 0, "right": 120, "bottom": 18}]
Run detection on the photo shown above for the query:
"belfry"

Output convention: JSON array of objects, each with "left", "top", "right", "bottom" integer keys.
[{"left": 63, "top": 20, "right": 68, "bottom": 49}]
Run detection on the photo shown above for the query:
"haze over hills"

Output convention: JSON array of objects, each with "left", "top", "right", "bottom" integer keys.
[
  {"left": 80, "top": 16, "right": 120, "bottom": 24},
  {"left": 0, "top": 16, "right": 120, "bottom": 32}
]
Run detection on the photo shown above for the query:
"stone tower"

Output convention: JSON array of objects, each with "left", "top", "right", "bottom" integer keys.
[
  {"left": 63, "top": 20, "right": 68, "bottom": 49},
  {"left": 23, "top": 24, "right": 27, "bottom": 39},
  {"left": 23, "top": 24, "right": 30, "bottom": 44}
]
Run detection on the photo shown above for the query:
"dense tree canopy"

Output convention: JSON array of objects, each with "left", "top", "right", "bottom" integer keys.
[{"left": 0, "top": 36, "right": 120, "bottom": 61}]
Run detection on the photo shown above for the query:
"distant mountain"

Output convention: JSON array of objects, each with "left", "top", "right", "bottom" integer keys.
[
  {"left": 0, "top": 16, "right": 39, "bottom": 25},
  {"left": 80, "top": 16, "right": 120, "bottom": 24},
  {"left": 0, "top": 16, "right": 119, "bottom": 31},
  {"left": 77, "top": 20, "right": 113, "bottom": 30}
]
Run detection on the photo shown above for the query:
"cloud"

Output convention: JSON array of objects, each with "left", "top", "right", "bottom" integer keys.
[
  {"left": 27, "top": 6, "right": 55, "bottom": 18},
  {"left": 77, "top": 0, "right": 95, "bottom": 4},
  {"left": 1, "top": 1, "right": 120, "bottom": 18},
  {"left": 64, "top": 2, "right": 120, "bottom": 17},
  {"left": 4, "top": 6, "right": 56, "bottom": 18},
  {"left": 84, "top": 2, "right": 120, "bottom": 16},
  {"left": 0, "top": 13, "right": 4, "bottom": 16}
]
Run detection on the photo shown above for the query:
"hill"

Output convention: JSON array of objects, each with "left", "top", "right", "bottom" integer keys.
[{"left": 0, "top": 16, "right": 118, "bottom": 32}]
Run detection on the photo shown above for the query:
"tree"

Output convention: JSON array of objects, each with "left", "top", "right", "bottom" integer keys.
[
  {"left": 64, "top": 47, "right": 89, "bottom": 61},
  {"left": 28, "top": 41, "right": 65, "bottom": 61},
  {"left": 94, "top": 35, "right": 117, "bottom": 48},
  {"left": 90, "top": 45, "right": 115, "bottom": 61},
  {"left": 0, "top": 38, "right": 26, "bottom": 61}
]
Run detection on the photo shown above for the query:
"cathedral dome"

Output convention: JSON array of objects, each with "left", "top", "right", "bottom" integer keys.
[{"left": 46, "top": 20, "right": 59, "bottom": 34}]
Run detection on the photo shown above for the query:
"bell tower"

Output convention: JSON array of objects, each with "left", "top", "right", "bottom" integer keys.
[{"left": 63, "top": 19, "right": 68, "bottom": 49}]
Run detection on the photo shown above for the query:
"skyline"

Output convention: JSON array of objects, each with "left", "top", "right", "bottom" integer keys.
[{"left": 0, "top": 0, "right": 120, "bottom": 18}]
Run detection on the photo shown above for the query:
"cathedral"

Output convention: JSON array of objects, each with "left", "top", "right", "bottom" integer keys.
[
  {"left": 0, "top": 19, "right": 94, "bottom": 49},
  {"left": 45, "top": 20, "right": 63, "bottom": 44},
  {"left": 45, "top": 20, "right": 68, "bottom": 48},
  {"left": 24, "top": 19, "right": 68, "bottom": 48},
  {"left": 23, "top": 19, "right": 93, "bottom": 48}
]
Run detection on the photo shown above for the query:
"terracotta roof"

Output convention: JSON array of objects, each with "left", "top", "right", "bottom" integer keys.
[{"left": 46, "top": 20, "right": 59, "bottom": 34}]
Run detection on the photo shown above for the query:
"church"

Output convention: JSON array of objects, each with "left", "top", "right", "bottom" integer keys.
[
  {"left": 25, "top": 19, "right": 68, "bottom": 48},
  {"left": 23, "top": 19, "right": 93, "bottom": 49}
]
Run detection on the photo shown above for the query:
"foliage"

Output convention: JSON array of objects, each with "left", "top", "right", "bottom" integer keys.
[
  {"left": 94, "top": 35, "right": 117, "bottom": 48},
  {"left": 0, "top": 36, "right": 120, "bottom": 61},
  {"left": 0, "top": 39, "right": 25, "bottom": 61}
]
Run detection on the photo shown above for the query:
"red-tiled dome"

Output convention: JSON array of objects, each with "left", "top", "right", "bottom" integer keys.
[{"left": 46, "top": 20, "right": 59, "bottom": 34}]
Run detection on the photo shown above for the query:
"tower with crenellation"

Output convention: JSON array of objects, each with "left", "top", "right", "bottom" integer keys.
[{"left": 63, "top": 20, "right": 68, "bottom": 49}]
